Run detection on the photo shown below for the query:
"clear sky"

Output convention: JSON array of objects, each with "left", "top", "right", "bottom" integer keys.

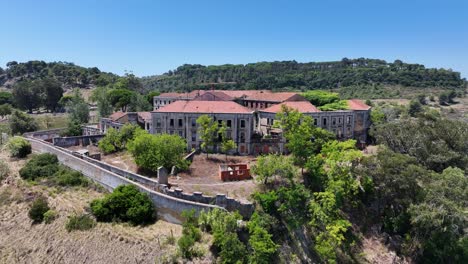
[{"left": 1, "top": 0, "right": 467, "bottom": 77}]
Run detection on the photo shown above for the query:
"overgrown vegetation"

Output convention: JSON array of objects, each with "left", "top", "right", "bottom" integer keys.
[
  {"left": 1, "top": 60, "right": 117, "bottom": 89},
  {"left": 65, "top": 214, "right": 96, "bottom": 232},
  {"left": 19, "top": 153, "right": 89, "bottom": 187},
  {"left": 141, "top": 58, "right": 466, "bottom": 92},
  {"left": 28, "top": 196, "right": 50, "bottom": 223},
  {"left": 127, "top": 130, "right": 189, "bottom": 172},
  {"left": 6, "top": 136, "right": 31, "bottom": 158},
  {"left": 9, "top": 111, "right": 38, "bottom": 135},
  {"left": 90, "top": 185, "right": 155, "bottom": 225},
  {"left": 0, "top": 160, "right": 9, "bottom": 181},
  {"left": 98, "top": 124, "right": 141, "bottom": 154}
]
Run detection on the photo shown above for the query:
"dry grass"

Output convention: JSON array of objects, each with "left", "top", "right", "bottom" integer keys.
[{"left": 0, "top": 149, "right": 216, "bottom": 264}]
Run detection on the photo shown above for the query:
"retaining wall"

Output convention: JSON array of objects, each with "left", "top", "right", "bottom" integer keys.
[
  {"left": 53, "top": 134, "right": 105, "bottom": 147},
  {"left": 25, "top": 137, "right": 222, "bottom": 224}
]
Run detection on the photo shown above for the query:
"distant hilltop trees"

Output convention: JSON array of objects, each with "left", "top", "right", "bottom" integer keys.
[
  {"left": 141, "top": 58, "right": 466, "bottom": 92},
  {"left": 0, "top": 60, "right": 118, "bottom": 89}
]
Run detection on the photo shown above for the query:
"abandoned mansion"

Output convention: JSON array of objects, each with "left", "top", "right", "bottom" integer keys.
[{"left": 100, "top": 90, "right": 371, "bottom": 155}]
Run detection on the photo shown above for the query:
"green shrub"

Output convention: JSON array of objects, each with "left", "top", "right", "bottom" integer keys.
[
  {"left": 6, "top": 136, "right": 31, "bottom": 158},
  {"left": 28, "top": 197, "right": 50, "bottom": 223},
  {"left": 178, "top": 210, "right": 203, "bottom": 260},
  {"left": 19, "top": 153, "right": 59, "bottom": 180},
  {"left": 43, "top": 210, "right": 58, "bottom": 224},
  {"left": 0, "top": 160, "right": 9, "bottom": 180},
  {"left": 302, "top": 90, "right": 340, "bottom": 106},
  {"left": 318, "top": 100, "right": 349, "bottom": 111},
  {"left": 9, "top": 110, "right": 38, "bottom": 135},
  {"left": 65, "top": 214, "right": 96, "bottom": 232},
  {"left": 52, "top": 167, "right": 89, "bottom": 187},
  {"left": 90, "top": 185, "right": 155, "bottom": 225}
]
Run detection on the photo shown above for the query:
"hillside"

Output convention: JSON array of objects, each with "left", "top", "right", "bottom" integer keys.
[
  {"left": 140, "top": 58, "right": 467, "bottom": 94},
  {"left": 0, "top": 61, "right": 118, "bottom": 90}
]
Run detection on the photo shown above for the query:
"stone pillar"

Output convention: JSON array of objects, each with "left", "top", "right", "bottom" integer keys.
[{"left": 157, "top": 166, "right": 168, "bottom": 185}]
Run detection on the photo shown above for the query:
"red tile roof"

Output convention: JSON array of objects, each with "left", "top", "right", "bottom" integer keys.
[
  {"left": 347, "top": 99, "right": 371, "bottom": 110},
  {"left": 155, "top": 100, "right": 253, "bottom": 114},
  {"left": 193, "top": 91, "right": 234, "bottom": 101},
  {"left": 158, "top": 90, "right": 206, "bottom": 99},
  {"left": 261, "top": 101, "right": 321, "bottom": 114},
  {"left": 215, "top": 90, "right": 304, "bottom": 102},
  {"left": 109, "top": 111, "right": 127, "bottom": 121}
]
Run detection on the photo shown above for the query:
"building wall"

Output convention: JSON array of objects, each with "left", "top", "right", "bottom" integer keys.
[
  {"left": 151, "top": 112, "right": 254, "bottom": 155},
  {"left": 258, "top": 110, "right": 362, "bottom": 140}
]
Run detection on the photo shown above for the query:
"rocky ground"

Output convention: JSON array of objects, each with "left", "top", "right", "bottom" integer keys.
[{"left": 0, "top": 149, "right": 214, "bottom": 264}]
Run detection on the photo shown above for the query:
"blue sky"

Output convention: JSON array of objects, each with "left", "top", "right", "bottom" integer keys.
[{"left": 1, "top": 0, "right": 467, "bottom": 77}]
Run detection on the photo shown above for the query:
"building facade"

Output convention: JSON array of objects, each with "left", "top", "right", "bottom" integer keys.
[{"left": 100, "top": 90, "right": 371, "bottom": 155}]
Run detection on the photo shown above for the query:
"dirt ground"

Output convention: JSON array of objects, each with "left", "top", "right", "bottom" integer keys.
[
  {"left": 173, "top": 154, "right": 258, "bottom": 202},
  {"left": 0, "top": 149, "right": 214, "bottom": 264},
  {"left": 82, "top": 149, "right": 259, "bottom": 202}
]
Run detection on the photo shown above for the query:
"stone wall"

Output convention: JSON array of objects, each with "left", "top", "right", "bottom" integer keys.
[
  {"left": 25, "top": 137, "right": 255, "bottom": 222},
  {"left": 25, "top": 137, "right": 223, "bottom": 224},
  {"left": 52, "top": 134, "right": 104, "bottom": 147},
  {"left": 24, "top": 128, "right": 65, "bottom": 141}
]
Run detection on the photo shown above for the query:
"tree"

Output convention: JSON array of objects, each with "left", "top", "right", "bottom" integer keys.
[
  {"left": 409, "top": 167, "right": 468, "bottom": 263},
  {"left": 41, "top": 78, "right": 63, "bottom": 112},
  {"left": 12, "top": 80, "right": 42, "bottom": 113},
  {"left": 127, "top": 92, "right": 152, "bottom": 112},
  {"left": 251, "top": 154, "right": 297, "bottom": 185},
  {"left": 108, "top": 89, "right": 134, "bottom": 112},
  {"left": 127, "top": 131, "right": 189, "bottom": 172},
  {"left": 9, "top": 110, "right": 38, "bottom": 135},
  {"left": 196, "top": 115, "right": 219, "bottom": 157},
  {"left": 218, "top": 121, "right": 237, "bottom": 160},
  {"left": 67, "top": 89, "right": 89, "bottom": 124},
  {"left": 0, "top": 104, "right": 12, "bottom": 119},
  {"left": 276, "top": 105, "right": 334, "bottom": 174},
  {"left": 90, "top": 85, "right": 113, "bottom": 117}
]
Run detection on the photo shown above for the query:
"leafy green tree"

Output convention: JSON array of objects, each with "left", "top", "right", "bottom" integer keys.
[
  {"left": 66, "top": 89, "right": 89, "bottom": 124},
  {"left": 218, "top": 121, "right": 237, "bottom": 159},
  {"left": 12, "top": 80, "right": 42, "bottom": 113},
  {"left": 90, "top": 185, "right": 155, "bottom": 225},
  {"left": 196, "top": 115, "right": 219, "bottom": 157},
  {"left": 61, "top": 119, "right": 83, "bottom": 136},
  {"left": 251, "top": 154, "right": 296, "bottom": 185},
  {"left": 409, "top": 167, "right": 468, "bottom": 263},
  {"left": 9, "top": 110, "right": 38, "bottom": 135},
  {"left": 108, "top": 89, "right": 135, "bottom": 112},
  {"left": 178, "top": 210, "right": 203, "bottom": 259},
  {"left": 0, "top": 103, "right": 12, "bottom": 119},
  {"left": 373, "top": 117, "right": 468, "bottom": 172},
  {"left": 41, "top": 78, "right": 63, "bottom": 112},
  {"left": 146, "top": 91, "right": 160, "bottom": 104},
  {"left": 128, "top": 92, "right": 152, "bottom": 112},
  {"left": 248, "top": 219, "right": 278, "bottom": 264},
  {"left": 90, "top": 85, "right": 113, "bottom": 117},
  {"left": 127, "top": 131, "right": 189, "bottom": 172},
  {"left": 276, "top": 105, "right": 334, "bottom": 174}
]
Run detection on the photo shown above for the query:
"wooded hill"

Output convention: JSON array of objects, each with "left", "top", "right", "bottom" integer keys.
[
  {"left": 141, "top": 58, "right": 466, "bottom": 93},
  {"left": 0, "top": 60, "right": 118, "bottom": 90}
]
